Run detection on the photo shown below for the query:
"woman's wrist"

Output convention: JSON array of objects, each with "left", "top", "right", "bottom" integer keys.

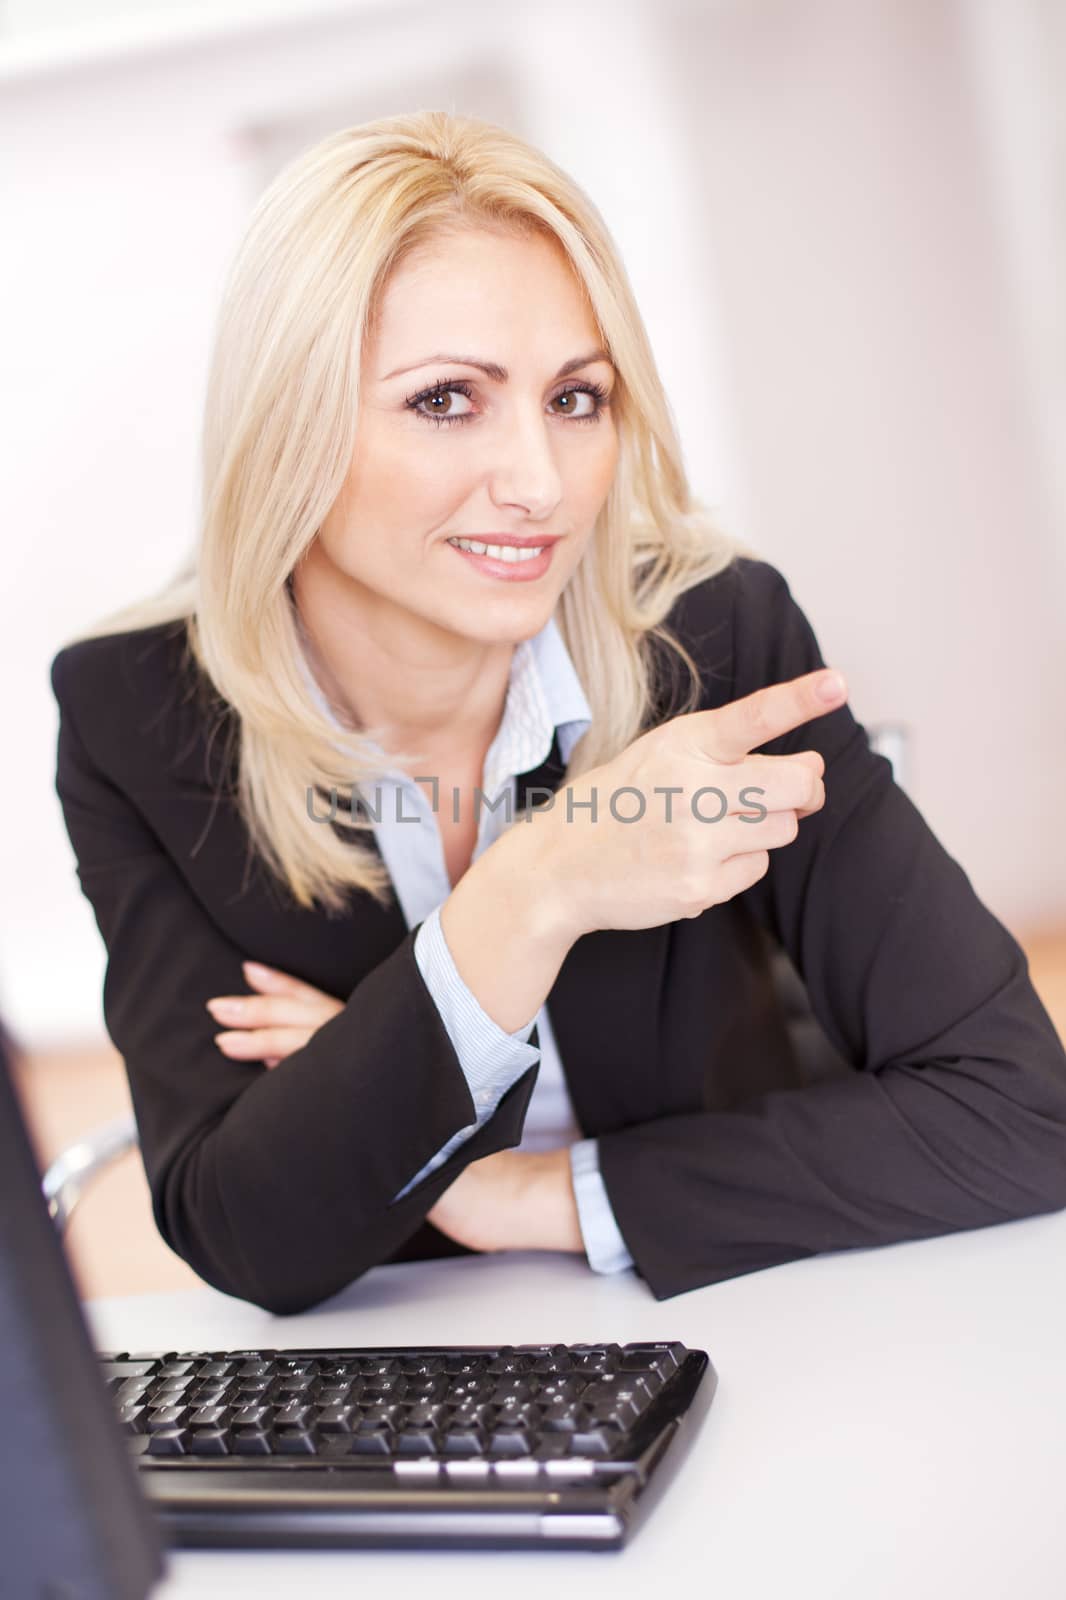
[
  {"left": 494, "top": 802, "right": 584, "bottom": 947},
  {"left": 440, "top": 811, "right": 579, "bottom": 1037},
  {"left": 511, "top": 1147, "right": 584, "bottom": 1254}
]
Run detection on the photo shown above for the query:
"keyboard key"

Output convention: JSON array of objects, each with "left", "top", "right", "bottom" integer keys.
[
  {"left": 154, "top": 1375, "right": 194, "bottom": 1396},
  {"left": 619, "top": 1343, "right": 684, "bottom": 1381},
  {"left": 486, "top": 1428, "right": 534, "bottom": 1457},
  {"left": 316, "top": 1405, "right": 358, "bottom": 1434},
  {"left": 491, "top": 1459, "right": 542, "bottom": 1480},
  {"left": 496, "top": 1403, "right": 543, "bottom": 1429},
  {"left": 147, "top": 1427, "right": 189, "bottom": 1456},
  {"left": 114, "top": 1376, "right": 155, "bottom": 1404},
  {"left": 231, "top": 1402, "right": 272, "bottom": 1427},
  {"left": 350, "top": 1426, "right": 392, "bottom": 1456},
  {"left": 542, "top": 1411, "right": 582, "bottom": 1433},
  {"left": 394, "top": 1459, "right": 441, "bottom": 1480},
  {"left": 571, "top": 1425, "right": 622, "bottom": 1457},
  {"left": 101, "top": 1361, "right": 157, "bottom": 1388},
  {"left": 274, "top": 1430, "right": 320, "bottom": 1455},
  {"left": 398, "top": 1357, "right": 444, "bottom": 1377},
  {"left": 404, "top": 1376, "right": 449, "bottom": 1404},
  {"left": 533, "top": 1433, "right": 574, "bottom": 1460},
  {"left": 589, "top": 1397, "right": 642, "bottom": 1429},
  {"left": 118, "top": 1403, "right": 147, "bottom": 1434},
  {"left": 442, "top": 1356, "right": 490, "bottom": 1376},
  {"left": 147, "top": 1405, "right": 191, "bottom": 1431},
  {"left": 188, "top": 1405, "right": 230, "bottom": 1429},
  {"left": 231, "top": 1430, "right": 273, "bottom": 1455},
  {"left": 447, "top": 1376, "right": 492, "bottom": 1402},
  {"left": 360, "top": 1403, "right": 399, "bottom": 1426},
  {"left": 235, "top": 1361, "right": 273, "bottom": 1379},
  {"left": 392, "top": 1429, "right": 438, "bottom": 1455},
  {"left": 317, "top": 1384, "right": 353, "bottom": 1407},
  {"left": 537, "top": 1377, "right": 584, "bottom": 1403},
  {"left": 571, "top": 1345, "right": 622, "bottom": 1374},
  {"left": 362, "top": 1377, "right": 407, "bottom": 1402},
  {"left": 544, "top": 1458, "right": 597, "bottom": 1479},
  {"left": 444, "top": 1460, "right": 491, "bottom": 1480},
  {"left": 440, "top": 1428, "right": 486, "bottom": 1456},
  {"left": 188, "top": 1429, "right": 231, "bottom": 1456},
  {"left": 487, "top": 1353, "right": 534, "bottom": 1376},
  {"left": 187, "top": 1382, "right": 238, "bottom": 1407},
  {"left": 581, "top": 1379, "right": 649, "bottom": 1427},
  {"left": 404, "top": 1402, "right": 446, "bottom": 1428},
  {"left": 490, "top": 1380, "right": 536, "bottom": 1405},
  {"left": 236, "top": 1377, "right": 273, "bottom": 1396}
]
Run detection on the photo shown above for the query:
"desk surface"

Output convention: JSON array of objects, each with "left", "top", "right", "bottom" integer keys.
[{"left": 86, "top": 1212, "right": 1066, "bottom": 1600}]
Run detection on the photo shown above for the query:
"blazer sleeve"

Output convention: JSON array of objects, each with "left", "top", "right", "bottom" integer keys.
[
  {"left": 50, "top": 649, "right": 541, "bottom": 1316},
  {"left": 595, "top": 558, "right": 1066, "bottom": 1301}
]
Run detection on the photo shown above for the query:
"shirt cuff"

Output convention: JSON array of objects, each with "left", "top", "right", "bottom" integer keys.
[
  {"left": 569, "top": 1138, "right": 636, "bottom": 1274},
  {"left": 390, "top": 904, "right": 541, "bottom": 1202}
]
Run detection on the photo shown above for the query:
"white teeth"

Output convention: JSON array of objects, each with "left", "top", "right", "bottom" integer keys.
[{"left": 448, "top": 538, "right": 546, "bottom": 562}]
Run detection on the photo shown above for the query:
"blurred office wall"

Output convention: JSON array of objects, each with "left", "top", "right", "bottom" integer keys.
[{"left": 1, "top": 0, "right": 1063, "bottom": 1046}]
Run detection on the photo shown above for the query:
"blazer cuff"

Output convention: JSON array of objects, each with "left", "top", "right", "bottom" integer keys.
[{"left": 569, "top": 1138, "right": 636, "bottom": 1274}]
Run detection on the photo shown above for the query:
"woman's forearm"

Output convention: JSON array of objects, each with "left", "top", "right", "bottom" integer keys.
[{"left": 438, "top": 812, "right": 576, "bottom": 1035}]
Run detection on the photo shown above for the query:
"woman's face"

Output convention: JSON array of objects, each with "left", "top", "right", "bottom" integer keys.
[{"left": 315, "top": 226, "right": 620, "bottom": 646}]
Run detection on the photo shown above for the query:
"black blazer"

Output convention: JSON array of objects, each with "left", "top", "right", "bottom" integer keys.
[{"left": 49, "top": 556, "right": 1066, "bottom": 1312}]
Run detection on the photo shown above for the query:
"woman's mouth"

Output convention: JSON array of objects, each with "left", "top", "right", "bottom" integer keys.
[{"left": 445, "top": 537, "right": 556, "bottom": 582}]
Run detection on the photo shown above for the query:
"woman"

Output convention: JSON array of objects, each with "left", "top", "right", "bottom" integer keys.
[{"left": 51, "top": 111, "right": 1066, "bottom": 1314}]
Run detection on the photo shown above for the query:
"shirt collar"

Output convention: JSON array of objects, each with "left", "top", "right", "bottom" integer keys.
[{"left": 295, "top": 610, "right": 592, "bottom": 792}]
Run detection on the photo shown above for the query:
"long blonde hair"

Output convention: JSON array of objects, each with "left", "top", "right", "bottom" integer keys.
[{"left": 68, "top": 110, "right": 752, "bottom": 914}]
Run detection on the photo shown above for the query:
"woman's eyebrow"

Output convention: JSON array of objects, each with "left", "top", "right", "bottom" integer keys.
[{"left": 382, "top": 349, "right": 614, "bottom": 382}]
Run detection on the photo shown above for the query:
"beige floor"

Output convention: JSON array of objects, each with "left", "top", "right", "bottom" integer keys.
[{"left": 13, "top": 927, "right": 1066, "bottom": 1302}]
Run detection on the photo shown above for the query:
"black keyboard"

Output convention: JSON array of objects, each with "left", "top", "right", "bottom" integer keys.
[{"left": 99, "top": 1341, "right": 717, "bottom": 1549}]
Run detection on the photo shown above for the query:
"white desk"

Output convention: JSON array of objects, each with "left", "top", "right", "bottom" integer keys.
[{"left": 86, "top": 1211, "right": 1066, "bottom": 1600}]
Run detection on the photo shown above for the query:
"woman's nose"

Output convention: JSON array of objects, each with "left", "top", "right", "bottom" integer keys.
[{"left": 486, "top": 412, "right": 564, "bottom": 518}]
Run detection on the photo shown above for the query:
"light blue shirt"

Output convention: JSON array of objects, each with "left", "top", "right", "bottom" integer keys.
[{"left": 297, "top": 611, "right": 635, "bottom": 1276}]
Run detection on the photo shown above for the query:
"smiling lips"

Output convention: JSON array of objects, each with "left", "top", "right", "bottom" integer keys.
[
  {"left": 445, "top": 537, "right": 558, "bottom": 579},
  {"left": 448, "top": 536, "right": 546, "bottom": 562},
  {"left": 447, "top": 532, "right": 560, "bottom": 547}
]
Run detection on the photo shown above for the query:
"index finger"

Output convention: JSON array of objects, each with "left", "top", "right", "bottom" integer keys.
[{"left": 705, "top": 669, "right": 847, "bottom": 764}]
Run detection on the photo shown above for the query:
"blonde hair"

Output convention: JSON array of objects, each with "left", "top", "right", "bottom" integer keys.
[{"left": 69, "top": 110, "right": 753, "bottom": 914}]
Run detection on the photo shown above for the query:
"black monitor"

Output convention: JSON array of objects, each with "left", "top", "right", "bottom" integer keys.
[{"left": 0, "top": 1022, "right": 165, "bottom": 1598}]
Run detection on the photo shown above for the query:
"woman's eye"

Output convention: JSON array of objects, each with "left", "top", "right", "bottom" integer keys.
[
  {"left": 550, "top": 388, "right": 598, "bottom": 419},
  {"left": 415, "top": 386, "right": 475, "bottom": 423}
]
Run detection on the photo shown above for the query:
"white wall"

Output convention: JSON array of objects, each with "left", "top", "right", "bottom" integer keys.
[
  {"left": 1, "top": 0, "right": 1062, "bottom": 1047},
  {"left": 669, "top": 0, "right": 1066, "bottom": 935}
]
